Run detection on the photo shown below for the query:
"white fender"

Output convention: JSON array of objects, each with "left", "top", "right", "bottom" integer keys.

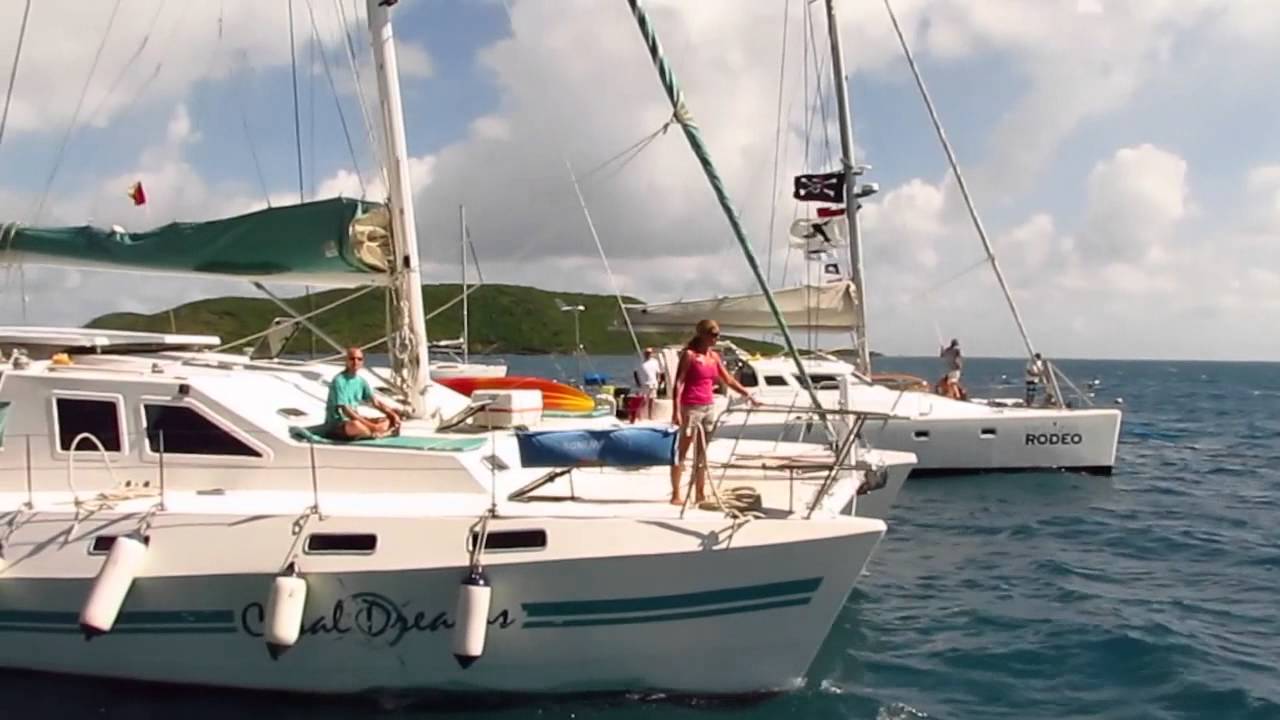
[
  {"left": 451, "top": 570, "right": 491, "bottom": 668},
  {"left": 265, "top": 564, "right": 308, "bottom": 660},
  {"left": 79, "top": 534, "right": 148, "bottom": 638}
]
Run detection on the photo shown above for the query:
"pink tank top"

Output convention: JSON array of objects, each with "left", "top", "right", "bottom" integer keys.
[{"left": 680, "top": 350, "right": 720, "bottom": 405}]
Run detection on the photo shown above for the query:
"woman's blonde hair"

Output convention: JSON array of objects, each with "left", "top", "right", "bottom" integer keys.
[{"left": 686, "top": 319, "right": 720, "bottom": 351}]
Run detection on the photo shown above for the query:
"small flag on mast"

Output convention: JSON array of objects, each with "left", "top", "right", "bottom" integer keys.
[
  {"left": 816, "top": 205, "right": 846, "bottom": 218},
  {"left": 127, "top": 181, "right": 147, "bottom": 206}
]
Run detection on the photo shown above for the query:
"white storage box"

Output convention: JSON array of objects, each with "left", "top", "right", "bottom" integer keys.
[{"left": 472, "top": 389, "right": 544, "bottom": 428}]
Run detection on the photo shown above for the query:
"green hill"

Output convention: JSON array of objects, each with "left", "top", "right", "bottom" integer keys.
[{"left": 87, "top": 283, "right": 782, "bottom": 356}]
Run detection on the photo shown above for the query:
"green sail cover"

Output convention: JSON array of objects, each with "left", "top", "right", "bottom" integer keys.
[{"left": 0, "top": 197, "right": 393, "bottom": 286}]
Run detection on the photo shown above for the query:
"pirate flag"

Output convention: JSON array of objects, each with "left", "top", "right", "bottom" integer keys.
[{"left": 793, "top": 171, "right": 845, "bottom": 202}]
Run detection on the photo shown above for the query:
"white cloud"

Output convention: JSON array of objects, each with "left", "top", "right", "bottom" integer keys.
[{"left": 1080, "top": 144, "right": 1189, "bottom": 263}]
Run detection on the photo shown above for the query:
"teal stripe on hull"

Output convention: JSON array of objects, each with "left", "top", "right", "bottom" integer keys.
[
  {"left": 0, "top": 609, "right": 233, "bottom": 625},
  {"left": 522, "top": 577, "right": 822, "bottom": 617},
  {"left": 0, "top": 623, "right": 237, "bottom": 635},
  {"left": 523, "top": 596, "right": 813, "bottom": 629}
]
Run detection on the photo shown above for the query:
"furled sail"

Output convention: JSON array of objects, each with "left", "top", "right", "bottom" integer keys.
[
  {"left": 625, "top": 281, "right": 859, "bottom": 332},
  {"left": 0, "top": 197, "right": 393, "bottom": 286}
]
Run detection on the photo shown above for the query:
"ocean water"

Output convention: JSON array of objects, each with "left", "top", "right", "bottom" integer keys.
[{"left": 11, "top": 356, "right": 1279, "bottom": 719}]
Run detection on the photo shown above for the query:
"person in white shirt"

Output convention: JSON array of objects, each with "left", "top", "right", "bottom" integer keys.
[
  {"left": 633, "top": 348, "right": 661, "bottom": 420},
  {"left": 1025, "top": 352, "right": 1045, "bottom": 406}
]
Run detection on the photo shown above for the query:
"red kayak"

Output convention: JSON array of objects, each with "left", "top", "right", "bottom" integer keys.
[{"left": 435, "top": 375, "right": 597, "bottom": 413}]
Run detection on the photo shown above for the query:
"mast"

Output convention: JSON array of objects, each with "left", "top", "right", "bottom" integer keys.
[
  {"left": 366, "top": 0, "right": 432, "bottom": 420},
  {"left": 824, "top": 0, "right": 871, "bottom": 375},
  {"left": 459, "top": 203, "right": 469, "bottom": 365}
]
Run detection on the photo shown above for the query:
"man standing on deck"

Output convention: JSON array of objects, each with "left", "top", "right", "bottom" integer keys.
[
  {"left": 938, "top": 338, "right": 964, "bottom": 400},
  {"left": 325, "top": 348, "right": 402, "bottom": 439},
  {"left": 1025, "top": 352, "right": 1046, "bottom": 406},
  {"left": 632, "top": 348, "right": 661, "bottom": 421}
]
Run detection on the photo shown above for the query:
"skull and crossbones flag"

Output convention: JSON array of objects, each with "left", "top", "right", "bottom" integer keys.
[{"left": 793, "top": 171, "right": 845, "bottom": 202}]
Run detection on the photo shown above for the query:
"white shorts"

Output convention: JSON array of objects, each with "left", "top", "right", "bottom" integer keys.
[{"left": 681, "top": 403, "right": 717, "bottom": 437}]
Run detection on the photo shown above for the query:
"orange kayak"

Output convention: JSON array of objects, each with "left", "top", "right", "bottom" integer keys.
[{"left": 436, "top": 375, "right": 597, "bottom": 413}]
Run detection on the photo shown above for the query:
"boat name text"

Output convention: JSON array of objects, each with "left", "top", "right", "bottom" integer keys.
[
  {"left": 1024, "top": 432, "right": 1083, "bottom": 446},
  {"left": 240, "top": 591, "right": 516, "bottom": 646}
]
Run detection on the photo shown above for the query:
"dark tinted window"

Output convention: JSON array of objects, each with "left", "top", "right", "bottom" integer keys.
[
  {"left": 795, "top": 374, "right": 840, "bottom": 386},
  {"left": 736, "top": 365, "right": 758, "bottom": 388},
  {"left": 56, "top": 398, "right": 122, "bottom": 452},
  {"left": 470, "top": 529, "right": 547, "bottom": 551},
  {"left": 764, "top": 376, "right": 790, "bottom": 387},
  {"left": 305, "top": 533, "right": 377, "bottom": 554},
  {"left": 144, "top": 405, "right": 260, "bottom": 457}
]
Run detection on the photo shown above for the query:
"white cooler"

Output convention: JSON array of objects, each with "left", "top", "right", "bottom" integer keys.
[{"left": 472, "top": 389, "right": 544, "bottom": 428}]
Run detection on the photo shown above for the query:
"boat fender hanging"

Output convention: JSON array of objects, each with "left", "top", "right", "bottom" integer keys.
[
  {"left": 451, "top": 569, "right": 491, "bottom": 669},
  {"left": 79, "top": 533, "right": 148, "bottom": 639},
  {"left": 264, "top": 563, "right": 308, "bottom": 660}
]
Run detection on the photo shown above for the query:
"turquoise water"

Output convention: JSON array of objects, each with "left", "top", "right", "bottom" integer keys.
[{"left": 10, "top": 357, "right": 1279, "bottom": 718}]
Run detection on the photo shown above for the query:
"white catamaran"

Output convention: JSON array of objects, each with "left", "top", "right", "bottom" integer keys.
[
  {"left": 626, "top": 0, "right": 1121, "bottom": 477},
  {"left": 0, "top": 0, "right": 912, "bottom": 696}
]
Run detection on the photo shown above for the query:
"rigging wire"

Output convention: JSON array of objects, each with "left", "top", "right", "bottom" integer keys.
[
  {"left": 567, "top": 160, "right": 643, "bottom": 359},
  {"left": 0, "top": 0, "right": 32, "bottom": 320},
  {"left": 0, "top": 0, "right": 34, "bottom": 151},
  {"left": 764, "top": 0, "right": 792, "bottom": 284},
  {"left": 304, "top": 0, "right": 368, "bottom": 197},
  {"left": 288, "top": 0, "right": 306, "bottom": 203},
  {"left": 335, "top": 0, "right": 385, "bottom": 195},
  {"left": 576, "top": 117, "right": 674, "bottom": 184},
  {"left": 232, "top": 50, "right": 273, "bottom": 207},
  {"left": 880, "top": 0, "right": 1040, "bottom": 362},
  {"left": 802, "top": 1, "right": 834, "bottom": 171},
  {"left": 81, "top": 1, "right": 168, "bottom": 130},
  {"left": 32, "top": 0, "right": 124, "bottom": 224}
]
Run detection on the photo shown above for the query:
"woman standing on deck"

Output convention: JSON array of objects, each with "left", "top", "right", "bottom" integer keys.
[{"left": 670, "top": 319, "right": 759, "bottom": 505}]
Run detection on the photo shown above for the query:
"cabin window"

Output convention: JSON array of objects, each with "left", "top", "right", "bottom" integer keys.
[
  {"left": 736, "top": 365, "right": 758, "bottom": 388},
  {"left": 764, "top": 376, "right": 790, "bottom": 387},
  {"left": 304, "top": 533, "right": 378, "bottom": 554},
  {"left": 980, "top": 427, "right": 997, "bottom": 439},
  {"left": 795, "top": 374, "right": 841, "bottom": 389},
  {"left": 55, "top": 397, "right": 123, "bottom": 453},
  {"left": 912, "top": 430, "right": 930, "bottom": 441},
  {"left": 469, "top": 529, "right": 547, "bottom": 552},
  {"left": 143, "top": 404, "right": 260, "bottom": 457}
]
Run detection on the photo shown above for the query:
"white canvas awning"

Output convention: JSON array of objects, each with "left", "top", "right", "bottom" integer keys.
[{"left": 624, "top": 281, "right": 859, "bottom": 333}]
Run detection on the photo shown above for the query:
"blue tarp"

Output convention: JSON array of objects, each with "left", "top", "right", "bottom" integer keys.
[{"left": 516, "top": 427, "right": 677, "bottom": 468}]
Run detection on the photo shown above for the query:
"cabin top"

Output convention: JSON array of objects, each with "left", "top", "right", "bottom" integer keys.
[{"left": 0, "top": 326, "right": 221, "bottom": 357}]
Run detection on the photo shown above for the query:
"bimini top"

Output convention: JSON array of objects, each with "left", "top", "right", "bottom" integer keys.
[{"left": 0, "top": 326, "right": 220, "bottom": 356}]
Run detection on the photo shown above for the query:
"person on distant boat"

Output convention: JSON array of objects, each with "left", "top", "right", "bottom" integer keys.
[
  {"left": 937, "top": 338, "right": 965, "bottom": 400},
  {"left": 1025, "top": 352, "right": 1046, "bottom": 406},
  {"left": 324, "top": 348, "right": 401, "bottom": 440},
  {"left": 631, "top": 347, "right": 661, "bottom": 421},
  {"left": 670, "top": 320, "right": 759, "bottom": 506}
]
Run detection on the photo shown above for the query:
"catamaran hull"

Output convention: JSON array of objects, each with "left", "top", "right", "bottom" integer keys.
[
  {"left": 722, "top": 406, "right": 1121, "bottom": 476},
  {"left": 0, "top": 511, "right": 882, "bottom": 695}
]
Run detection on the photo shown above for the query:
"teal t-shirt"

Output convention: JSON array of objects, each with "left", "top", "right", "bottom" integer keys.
[{"left": 325, "top": 371, "right": 374, "bottom": 424}]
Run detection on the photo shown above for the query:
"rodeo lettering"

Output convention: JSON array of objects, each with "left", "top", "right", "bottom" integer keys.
[{"left": 1025, "top": 432, "right": 1083, "bottom": 446}]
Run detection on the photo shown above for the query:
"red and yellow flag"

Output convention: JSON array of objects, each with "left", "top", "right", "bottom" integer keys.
[{"left": 127, "top": 181, "right": 147, "bottom": 206}]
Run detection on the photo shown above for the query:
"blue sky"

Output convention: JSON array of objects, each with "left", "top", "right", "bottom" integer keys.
[{"left": 2, "top": 0, "right": 1279, "bottom": 360}]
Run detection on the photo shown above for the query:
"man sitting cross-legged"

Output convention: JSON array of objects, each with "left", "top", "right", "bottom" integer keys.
[{"left": 324, "top": 347, "right": 402, "bottom": 440}]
